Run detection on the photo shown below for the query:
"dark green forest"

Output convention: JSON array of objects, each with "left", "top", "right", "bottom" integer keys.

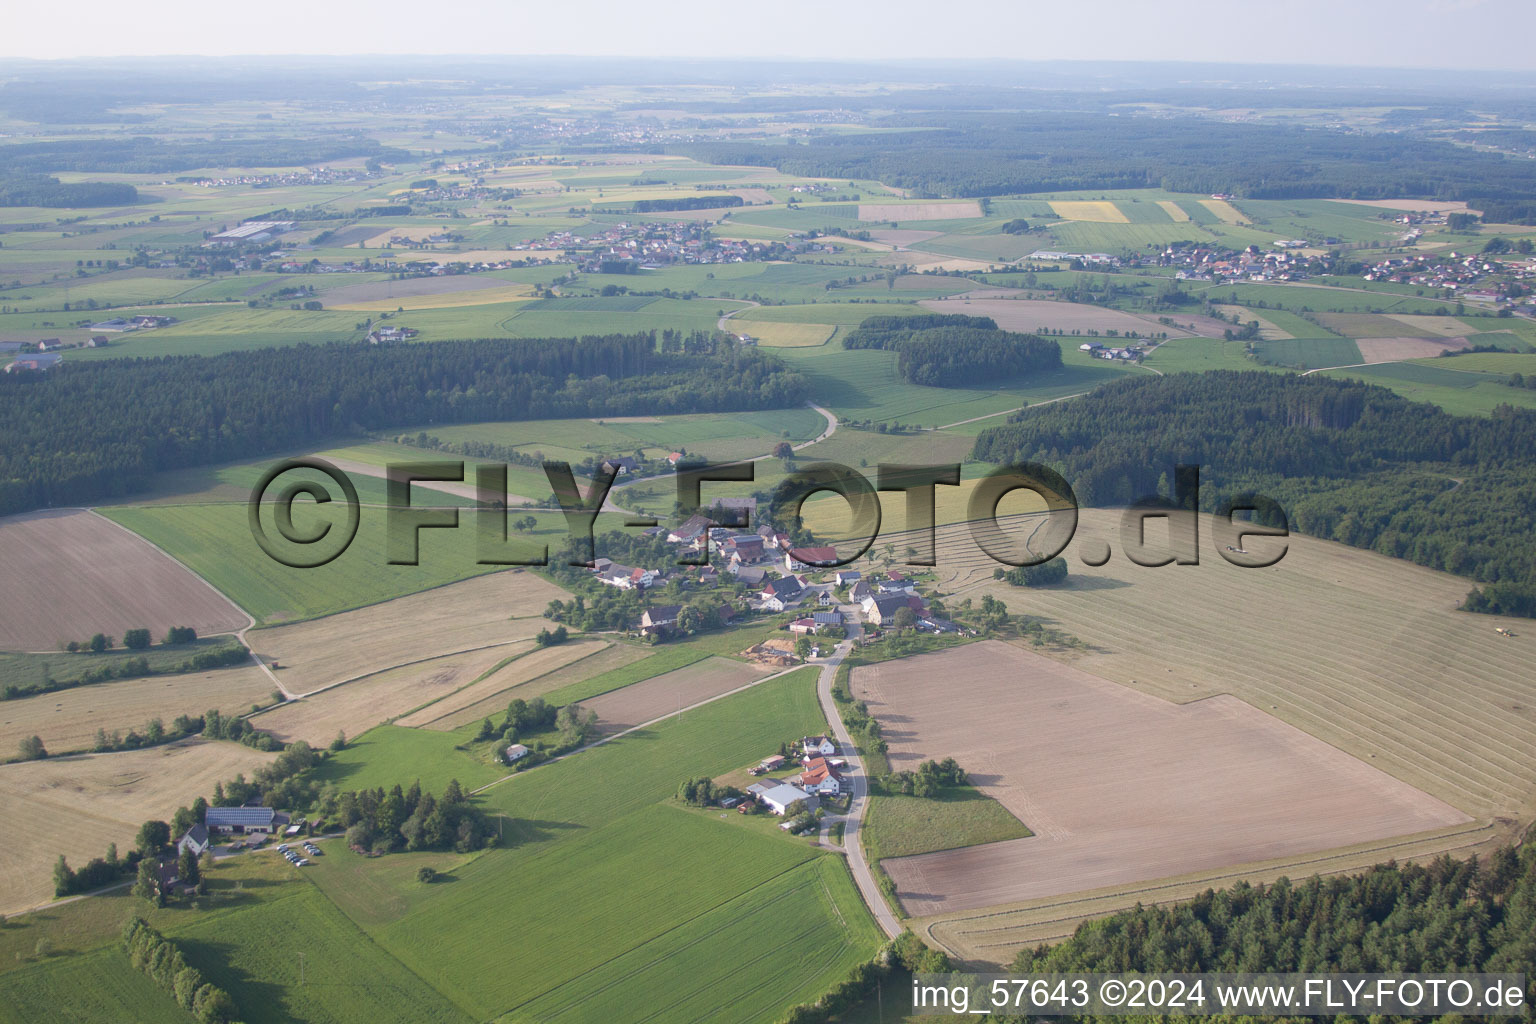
[
  {"left": 0, "top": 333, "right": 806, "bottom": 515},
  {"left": 972, "top": 372, "right": 1536, "bottom": 608},
  {"left": 0, "top": 173, "right": 138, "bottom": 207},
  {"left": 683, "top": 114, "right": 1536, "bottom": 203},
  {"left": 0, "top": 136, "right": 409, "bottom": 175},
  {"left": 842, "top": 314, "right": 1062, "bottom": 387},
  {"left": 1007, "top": 839, "right": 1536, "bottom": 1021}
]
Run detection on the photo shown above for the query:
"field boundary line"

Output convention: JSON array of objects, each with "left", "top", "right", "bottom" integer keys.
[
  {"left": 407, "top": 640, "right": 611, "bottom": 727},
  {"left": 250, "top": 634, "right": 542, "bottom": 706},
  {"left": 470, "top": 661, "right": 807, "bottom": 794}
]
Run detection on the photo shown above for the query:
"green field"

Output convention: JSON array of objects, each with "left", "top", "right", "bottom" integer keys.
[
  {"left": 1143, "top": 337, "right": 1290, "bottom": 374},
  {"left": 863, "top": 785, "right": 1032, "bottom": 860},
  {"left": 174, "top": 884, "right": 473, "bottom": 1024},
  {"left": 0, "top": 949, "right": 197, "bottom": 1024},
  {"left": 311, "top": 724, "right": 506, "bottom": 794},
  {"left": 100, "top": 502, "right": 585, "bottom": 624},
  {"left": 301, "top": 668, "right": 882, "bottom": 1023},
  {"left": 1252, "top": 337, "right": 1364, "bottom": 369},
  {"left": 1321, "top": 361, "right": 1536, "bottom": 417}
]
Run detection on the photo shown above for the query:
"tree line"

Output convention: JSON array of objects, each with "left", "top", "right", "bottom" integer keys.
[
  {"left": 1008, "top": 839, "right": 1536, "bottom": 1019},
  {"left": 972, "top": 371, "right": 1536, "bottom": 611},
  {"left": 842, "top": 314, "right": 1061, "bottom": 387},
  {"left": 0, "top": 173, "right": 138, "bottom": 208},
  {"left": 121, "top": 919, "right": 238, "bottom": 1023},
  {"left": 0, "top": 332, "right": 808, "bottom": 516},
  {"left": 682, "top": 111, "right": 1536, "bottom": 204},
  {"left": 333, "top": 779, "right": 493, "bottom": 856},
  {"left": 630, "top": 195, "right": 743, "bottom": 212}
]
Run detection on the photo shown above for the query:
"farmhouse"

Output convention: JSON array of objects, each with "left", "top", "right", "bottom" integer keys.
[
  {"left": 668, "top": 514, "right": 714, "bottom": 545},
  {"left": 834, "top": 570, "right": 862, "bottom": 587},
  {"left": 799, "top": 757, "right": 843, "bottom": 796},
  {"left": 732, "top": 564, "right": 768, "bottom": 586},
  {"left": 786, "top": 546, "right": 838, "bottom": 571},
  {"left": 505, "top": 743, "right": 530, "bottom": 762},
  {"left": 601, "top": 456, "right": 639, "bottom": 476},
  {"left": 788, "top": 617, "right": 819, "bottom": 635},
  {"left": 640, "top": 604, "right": 683, "bottom": 635},
  {"left": 205, "top": 806, "right": 276, "bottom": 835},
  {"left": 176, "top": 824, "right": 211, "bottom": 857},
  {"left": 812, "top": 611, "right": 843, "bottom": 628},
  {"left": 760, "top": 575, "right": 805, "bottom": 612},
  {"left": 802, "top": 736, "right": 837, "bottom": 758},
  {"left": 863, "top": 594, "right": 917, "bottom": 626}
]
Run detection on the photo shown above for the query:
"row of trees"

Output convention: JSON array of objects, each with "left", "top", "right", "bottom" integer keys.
[
  {"left": 0, "top": 332, "right": 809, "bottom": 515},
  {"left": 121, "top": 919, "right": 237, "bottom": 1023},
  {"left": 885, "top": 757, "right": 967, "bottom": 797},
  {"left": 9, "top": 640, "right": 244, "bottom": 702}
]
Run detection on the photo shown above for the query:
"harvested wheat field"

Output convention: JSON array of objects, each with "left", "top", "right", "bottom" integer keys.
[
  {"left": 1388, "top": 314, "right": 1477, "bottom": 338},
  {"left": 1156, "top": 200, "right": 1191, "bottom": 222},
  {"left": 855, "top": 641, "right": 1469, "bottom": 920},
  {"left": 1338, "top": 199, "right": 1472, "bottom": 214},
  {"left": 744, "top": 322, "right": 835, "bottom": 347},
  {"left": 255, "top": 644, "right": 517, "bottom": 744},
  {"left": 424, "top": 641, "right": 652, "bottom": 731},
  {"left": 248, "top": 570, "right": 568, "bottom": 695},
  {"left": 395, "top": 638, "right": 608, "bottom": 728},
  {"left": 0, "top": 739, "right": 276, "bottom": 914},
  {"left": 582, "top": 656, "right": 771, "bottom": 736},
  {"left": 328, "top": 284, "right": 534, "bottom": 313},
  {"left": 858, "top": 202, "right": 983, "bottom": 222},
  {"left": 1199, "top": 198, "right": 1251, "bottom": 225},
  {"left": 1049, "top": 201, "right": 1128, "bottom": 223},
  {"left": 1354, "top": 336, "right": 1469, "bottom": 362},
  {"left": 917, "top": 508, "right": 1536, "bottom": 821},
  {"left": 0, "top": 663, "right": 274, "bottom": 756},
  {"left": 0, "top": 509, "right": 249, "bottom": 651},
  {"left": 1212, "top": 304, "right": 1291, "bottom": 340}
]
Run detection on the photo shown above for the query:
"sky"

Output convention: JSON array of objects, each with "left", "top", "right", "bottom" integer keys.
[{"left": 5, "top": 0, "right": 1535, "bottom": 70}]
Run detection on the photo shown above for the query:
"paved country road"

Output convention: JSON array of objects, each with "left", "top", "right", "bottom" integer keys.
[{"left": 815, "top": 615, "right": 903, "bottom": 939}]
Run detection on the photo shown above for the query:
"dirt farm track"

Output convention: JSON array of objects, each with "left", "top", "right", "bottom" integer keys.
[{"left": 0, "top": 509, "right": 249, "bottom": 651}]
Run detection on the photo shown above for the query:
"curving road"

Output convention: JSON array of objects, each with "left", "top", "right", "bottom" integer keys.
[{"left": 815, "top": 614, "right": 903, "bottom": 939}]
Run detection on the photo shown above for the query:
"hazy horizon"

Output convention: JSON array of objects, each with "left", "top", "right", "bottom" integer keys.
[{"left": 7, "top": 0, "right": 1536, "bottom": 73}]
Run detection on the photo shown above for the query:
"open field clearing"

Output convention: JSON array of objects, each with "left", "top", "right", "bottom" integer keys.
[
  {"left": 314, "top": 452, "right": 531, "bottom": 505},
  {"left": 1390, "top": 313, "right": 1478, "bottom": 337},
  {"left": 0, "top": 663, "right": 273, "bottom": 756},
  {"left": 1156, "top": 200, "right": 1191, "bottom": 222},
  {"left": 395, "top": 639, "right": 607, "bottom": 728},
  {"left": 0, "top": 949, "right": 197, "bottom": 1023},
  {"left": 741, "top": 321, "right": 835, "bottom": 347},
  {"left": 0, "top": 739, "right": 276, "bottom": 914},
  {"left": 920, "top": 296, "right": 1225, "bottom": 338},
  {"left": 425, "top": 642, "right": 653, "bottom": 730},
  {"left": 0, "top": 509, "right": 248, "bottom": 651},
  {"left": 327, "top": 284, "right": 535, "bottom": 312},
  {"left": 864, "top": 786, "right": 1032, "bottom": 860},
  {"left": 1316, "top": 311, "right": 1444, "bottom": 338},
  {"left": 1355, "top": 335, "right": 1470, "bottom": 362},
  {"left": 583, "top": 656, "right": 772, "bottom": 735},
  {"left": 255, "top": 644, "right": 519, "bottom": 744},
  {"left": 1212, "top": 304, "right": 1291, "bottom": 339},
  {"left": 249, "top": 570, "right": 567, "bottom": 694},
  {"left": 1339, "top": 198, "right": 1473, "bottom": 213},
  {"left": 1254, "top": 336, "right": 1364, "bottom": 368},
  {"left": 855, "top": 641, "right": 1469, "bottom": 918},
  {"left": 858, "top": 202, "right": 983, "bottom": 221},
  {"left": 868, "top": 228, "right": 943, "bottom": 247},
  {"left": 174, "top": 883, "right": 474, "bottom": 1024},
  {"left": 101, "top": 502, "right": 579, "bottom": 624},
  {"left": 1411, "top": 351, "right": 1536, "bottom": 373},
  {"left": 1048, "top": 201, "right": 1128, "bottom": 223},
  {"left": 918, "top": 509, "right": 1536, "bottom": 823},
  {"left": 321, "top": 669, "right": 881, "bottom": 1024},
  {"left": 1199, "top": 198, "right": 1251, "bottom": 224},
  {"left": 1318, "top": 362, "right": 1536, "bottom": 417}
]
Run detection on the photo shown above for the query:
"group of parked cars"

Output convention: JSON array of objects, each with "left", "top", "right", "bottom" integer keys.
[{"left": 277, "top": 840, "right": 322, "bottom": 866}]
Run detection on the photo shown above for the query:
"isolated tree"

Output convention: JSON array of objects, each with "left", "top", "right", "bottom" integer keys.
[
  {"left": 330, "top": 730, "right": 346, "bottom": 752},
  {"left": 123, "top": 628, "right": 152, "bottom": 650},
  {"left": 795, "top": 635, "right": 813, "bottom": 660},
  {"left": 136, "top": 820, "right": 171, "bottom": 857},
  {"left": 891, "top": 607, "right": 917, "bottom": 631},
  {"left": 18, "top": 735, "right": 46, "bottom": 761},
  {"left": 178, "top": 846, "right": 200, "bottom": 887},
  {"left": 417, "top": 866, "right": 438, "bottom": 884},
  {"left": 771, "top": 441, "right": 794, "bottom": 460},
  {"left": 89, "top": 633, "right": 111, "bottom": 653},
  {"left": 53, "top": 855, "right": 76, "bottom": 897},
  {"left": 132, "top": 860, "right": 160, "bottom": 906}
]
